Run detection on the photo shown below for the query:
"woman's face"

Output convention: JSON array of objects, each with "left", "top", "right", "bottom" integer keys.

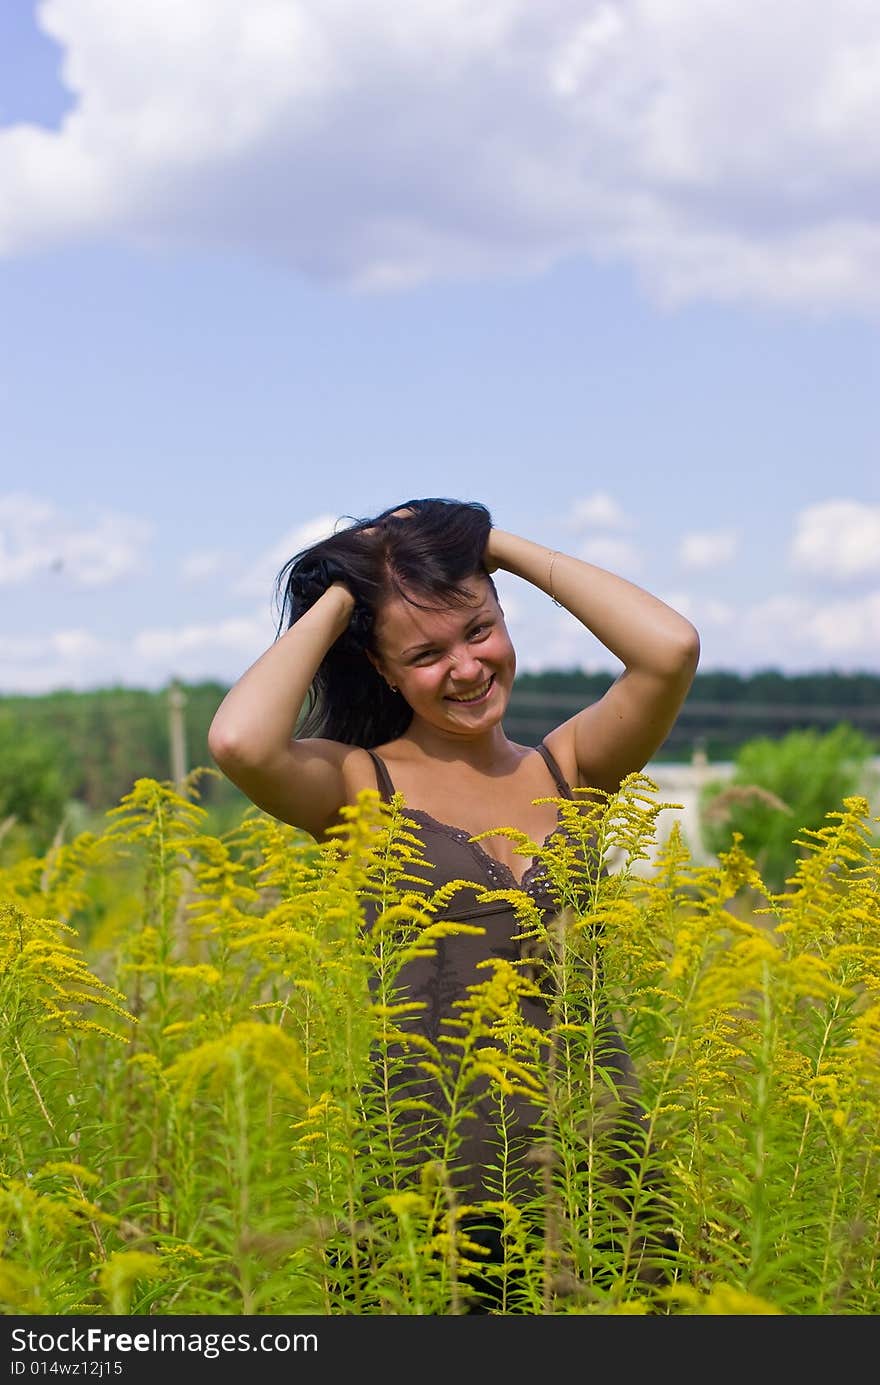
[{"left": 369, "top": 575, "right": 516, "bottom": 736}]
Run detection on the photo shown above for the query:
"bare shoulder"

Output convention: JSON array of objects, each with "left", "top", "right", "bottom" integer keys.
[
  {"left": 301, "top": 740, "right": 387, "bottom": 827},
  {"left": 212, "top": 734, "right": 379, "bottom": 841},
  {"left": 339, "top": 743, "right": 385, "bottom": 799}
]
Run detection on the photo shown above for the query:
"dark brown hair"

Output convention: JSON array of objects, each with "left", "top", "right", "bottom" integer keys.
[{"left": 273, "top": 497, "right": 496, "bottom": 746}]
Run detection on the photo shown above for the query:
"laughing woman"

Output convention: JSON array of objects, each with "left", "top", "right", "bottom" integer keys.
[{"left": 207, "top": 496, "right": 700, "bottom": 1308}]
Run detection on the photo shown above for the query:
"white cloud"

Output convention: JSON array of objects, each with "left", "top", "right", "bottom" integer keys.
[
  {"left": 790, "top": 499, "right": 880, "bottom": 580},
  {"left": 807, "top": 590, "right": 880, "bottom": 652},
  {"left": 0, "top": 632, "right": 61, "bottom": 662},
  {"left": 3, "top": 578, "right": 877, "bottom": 695},
  {"left": 659, "top": 590, "right": 735, "bottom": 633},
  {"left": 557, "top": 494, "right": 642, "bottom": 577},
  {"left": 128, "top": 609, "right": 279, "bottom": 688},
  {"left": 703, "top": 599, "right": 735, "bottom": 627},
  {"left": 577, "top": 535, "right": 643, "bottom": 573},
  {"left": 2, "top": 0, "right": 879, "bottom": 310},
  {"left": 179, "top": 550, "right": 231, "bottom": 583},
  {"left": 53, "top": 628, "right": 106, "bottom": 659},
  {"left": 132, "top": 612, "right": 273, "bottom": 662},
  {"left": 569, "top": 492, "right": 631, "bottom": 530},
  {"left": 513, "top": 607, "right": 623, "bottom": 675},
  {"left": 659, "top": 589, "right": 696, "bottom": 621},
  {"left": 0, "top": 627, "right": 113, "bottom": 693},
  {"left": 739, "top": 589, "right": 880, "bottom": 663},
  {"left": 488, "top": 574, "right": 522, "bottom": 624},
  {"left": 0, "top": 491, "right": 152, "bottom": 587},
  {"left": 0, "top": 607, "right": 280, "bottom": 693},
  {"left": 235, "top": 512, "right": 340, "bottom": 599},
  {"left": 630, "top": 586, "right": 880, "bottom": 671},
  {"left": 680, "top": 529, "right": 738, "bottom": 570}
]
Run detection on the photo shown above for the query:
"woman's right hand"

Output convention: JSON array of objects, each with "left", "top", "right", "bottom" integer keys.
[
  {"left": 289, "top": 555, "right": 356, "bottom": 612},
  {"left": 208, "top": 570, "right": 360, "bottom": 839},
  {"left": 327, "top": 579, "right": 356, "bottom": 615}
]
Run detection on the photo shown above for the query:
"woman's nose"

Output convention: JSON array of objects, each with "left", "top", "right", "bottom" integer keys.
[{"left": 447, "top": 646, "right": 483, "bottom": 679}]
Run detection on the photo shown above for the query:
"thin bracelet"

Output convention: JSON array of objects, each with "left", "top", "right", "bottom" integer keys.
[{"left": 548, "top": 550, "right": 562, "bottom": 606}]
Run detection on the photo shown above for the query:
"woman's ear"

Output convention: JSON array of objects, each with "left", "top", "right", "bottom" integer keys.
[
  {"left": 365, "top": 647, "right": 399, "bottom": 694},
  {"left": 365, "top": 648, "right": 384, "bottom": 679}
]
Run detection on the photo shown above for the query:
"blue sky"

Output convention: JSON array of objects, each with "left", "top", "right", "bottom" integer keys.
[{"left": 1, "top": 1, "right": 877, "bottom": 695}]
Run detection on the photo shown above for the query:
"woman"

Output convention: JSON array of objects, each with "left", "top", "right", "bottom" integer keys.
[{"left": 208, "top": 496, "right": 699, "bottom": 1306}]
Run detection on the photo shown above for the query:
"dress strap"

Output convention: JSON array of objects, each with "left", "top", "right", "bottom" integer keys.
[
  {"left": 370, "top": 743, "right": 569, "bottom": 802},
  {"left": 366, "top": 749, "right": 396, "bottom": 803},
  {"left": 536, "top": 741, "right": 573, "bottom": 798}
]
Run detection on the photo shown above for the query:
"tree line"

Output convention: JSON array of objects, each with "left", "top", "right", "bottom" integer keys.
[
  {"left": 507, "top": 668, "right": 880, "bottom": 758},
  {"left": 1, "top": 670, "right": 878, "bottom": 854}
]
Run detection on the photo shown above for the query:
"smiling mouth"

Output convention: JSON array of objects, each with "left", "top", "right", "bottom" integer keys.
[{"left": 446, "top": 675, "right": 494, "bottom": 704}]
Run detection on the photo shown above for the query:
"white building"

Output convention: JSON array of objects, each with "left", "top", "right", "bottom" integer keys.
[{"left": 626, "top": 753, "right": 880, "bottom": 875}]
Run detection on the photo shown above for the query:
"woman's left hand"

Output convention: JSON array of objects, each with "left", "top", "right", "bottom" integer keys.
[{"left": 482, "top": 527, "right": 501, "bottom": 574}]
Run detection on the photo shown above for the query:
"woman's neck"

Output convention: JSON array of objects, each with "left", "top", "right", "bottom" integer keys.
[{"left": 395, "top": 717, "right": 521, "bottom": 770}]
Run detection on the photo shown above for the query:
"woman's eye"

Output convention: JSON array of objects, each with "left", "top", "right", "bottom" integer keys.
[{"left": 469, "top": 624, "right": 490, "bottom": 639}]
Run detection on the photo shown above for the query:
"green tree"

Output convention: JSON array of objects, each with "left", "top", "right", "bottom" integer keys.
[
  {"left": 0, "top": 711, "right": 79, "bottom": 855},
  {"left": 699, "top": 722, "right": 878, "bottom": 893}
]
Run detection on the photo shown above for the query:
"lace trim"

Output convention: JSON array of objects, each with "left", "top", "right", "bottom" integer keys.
[{"left": 404, "top": 808, "right": 555, "bottom": 893}]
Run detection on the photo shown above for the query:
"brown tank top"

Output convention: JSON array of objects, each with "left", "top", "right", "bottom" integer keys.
[
  {"left": 359, "top": 741, "right": 637, "bottom": 1206},
  {"left": 364, "top": 741, "right": 576, "bottom": 921}
]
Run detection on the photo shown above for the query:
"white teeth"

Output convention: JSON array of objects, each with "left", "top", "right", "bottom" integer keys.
[{"left": 449, "top": 677, "right": 492, "bottom": 703}]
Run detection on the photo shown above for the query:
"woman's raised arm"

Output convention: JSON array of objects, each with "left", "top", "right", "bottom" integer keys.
[
  {"left": 207, "top": 582, "right": 358, "bottom": 836},
  {"left": 486, "top": 528, "right": 700, "bottom": 794}
]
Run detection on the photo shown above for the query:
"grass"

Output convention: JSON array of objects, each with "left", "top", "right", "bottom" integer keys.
[{"left": 0, "top": 766, "right": 878, "bottom": 1315}]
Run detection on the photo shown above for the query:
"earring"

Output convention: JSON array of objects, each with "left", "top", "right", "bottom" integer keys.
[{"left": 388, "top": 683, "right": 398, "bottom": 693}]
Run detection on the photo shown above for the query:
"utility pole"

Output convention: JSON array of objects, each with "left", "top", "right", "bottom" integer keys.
[
  {"left": 168, "top": 678, "right": 188, "bottom": 788},
  {"left": 691, "top": 735, "right": 708, "bottom": 771}
]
